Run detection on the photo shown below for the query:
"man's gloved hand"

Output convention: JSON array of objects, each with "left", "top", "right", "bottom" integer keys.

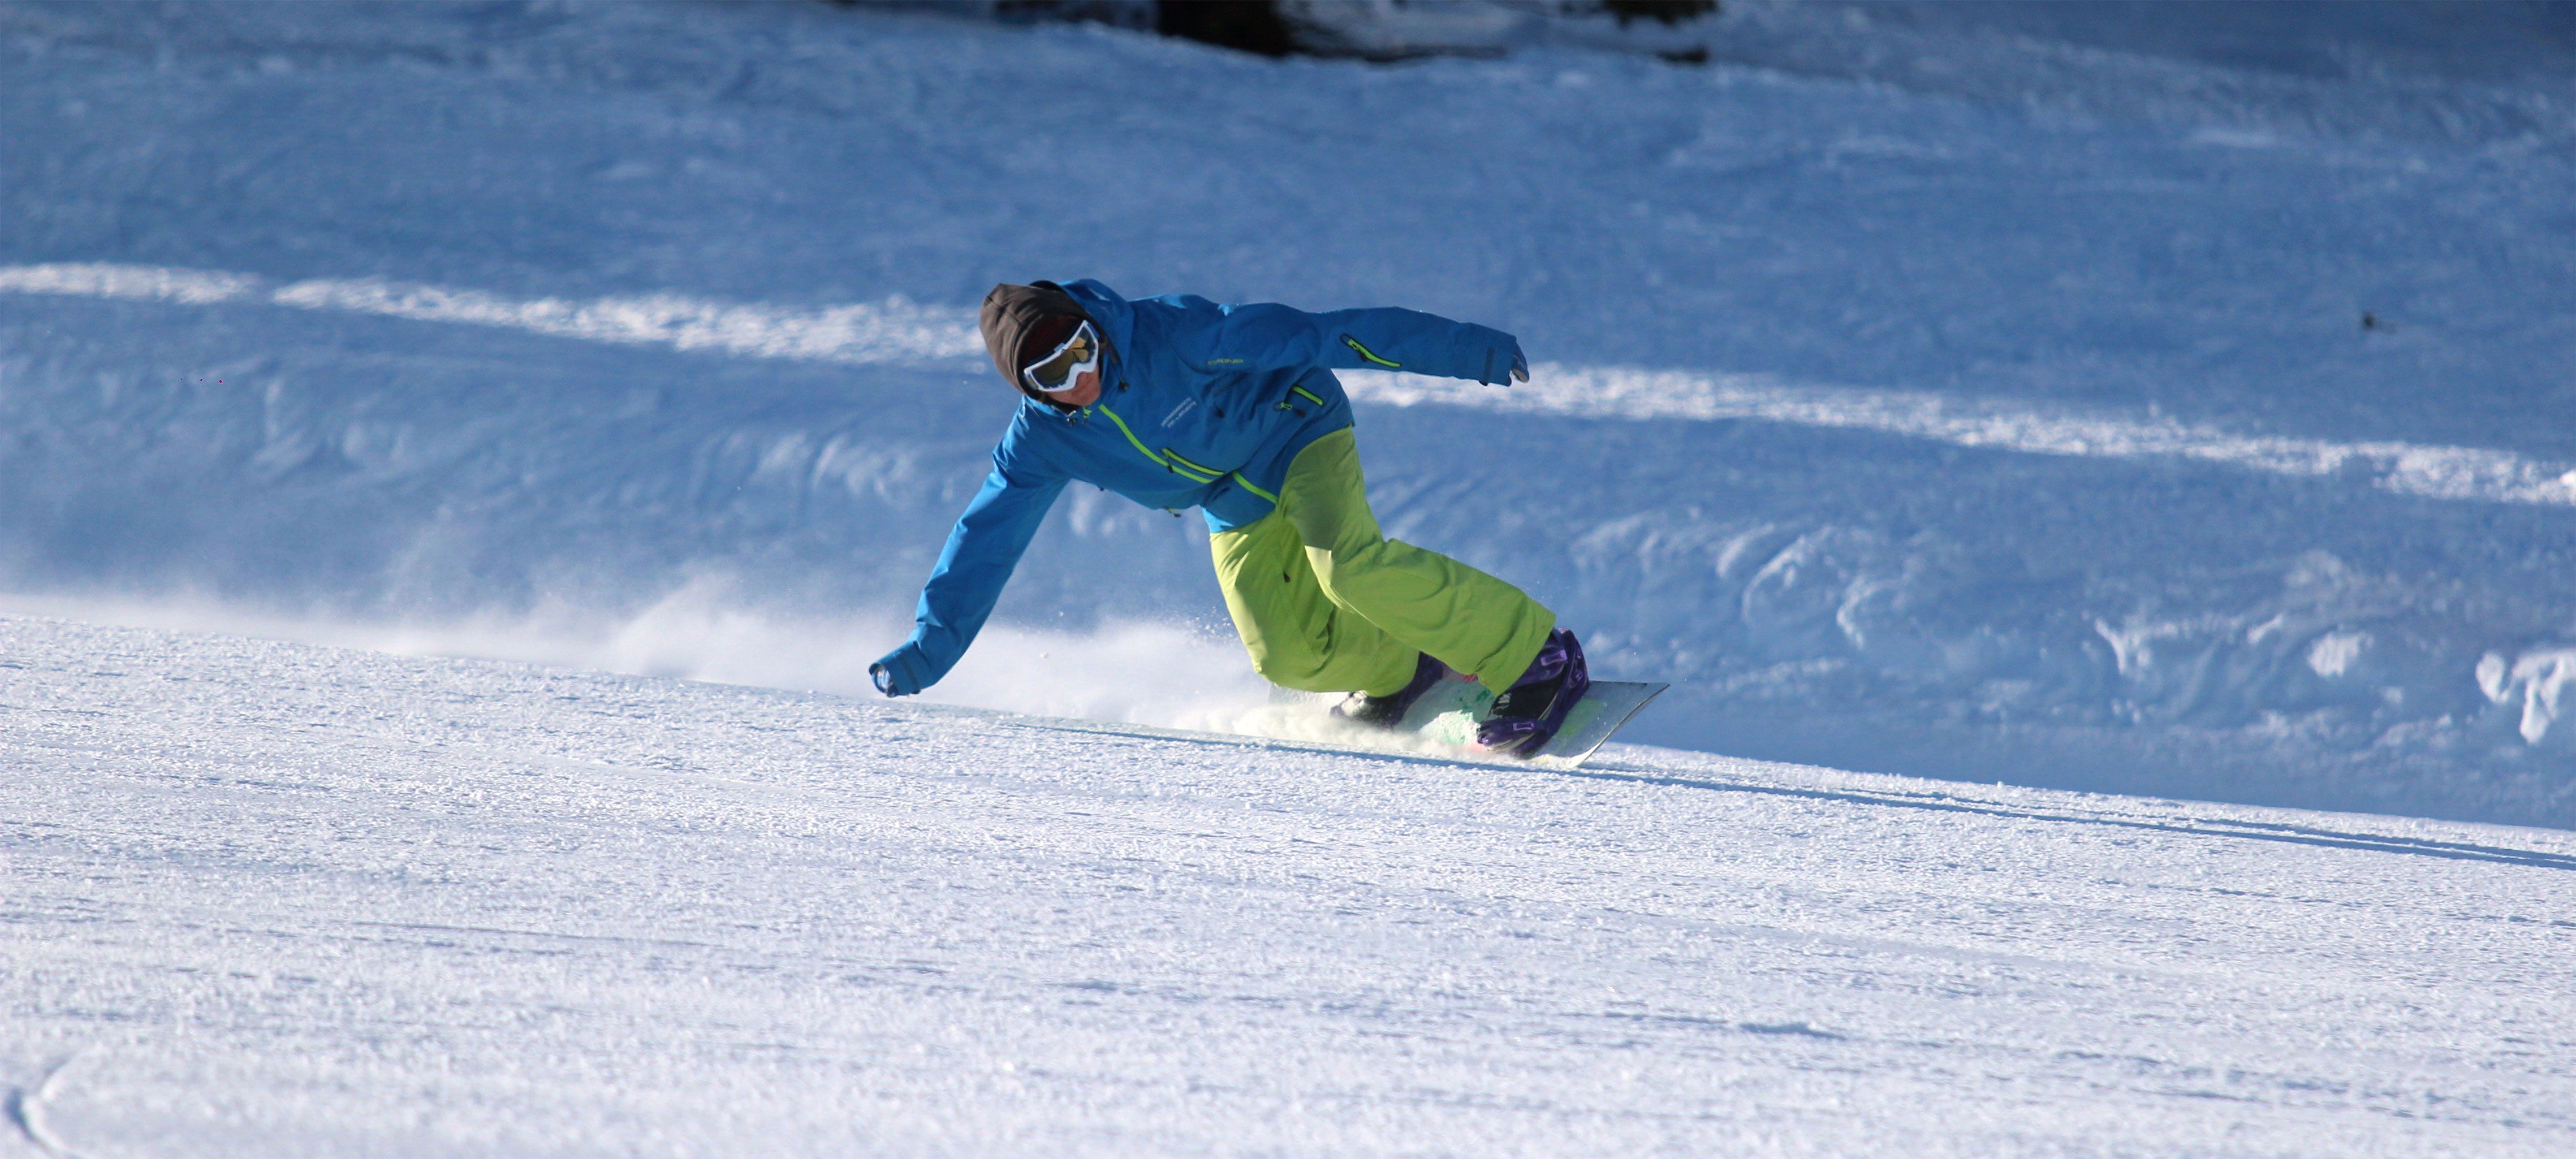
[
  {"left": 869, "top": 642, "right": 931, "bottom": 697},
  {"left": 1509, "top": 346, "right": 1528, "bottom": 383}
]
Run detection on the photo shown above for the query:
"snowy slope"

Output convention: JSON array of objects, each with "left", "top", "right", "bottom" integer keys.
[
  {"left": 6, "top": 612, "right": 2575, "bottom": 1156},
  {"left": 3, "top": 0, "right": 2575, "bottom": 825}
]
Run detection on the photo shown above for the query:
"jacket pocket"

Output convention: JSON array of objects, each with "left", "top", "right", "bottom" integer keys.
[
  {"left": 1159, "top": 447, "right": 1226, "bottom": 484},
  {"left": 1274, "top": 383, "right": 1327, "bottom": 413}
]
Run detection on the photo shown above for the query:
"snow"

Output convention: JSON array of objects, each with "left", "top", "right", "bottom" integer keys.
[
  {"left": 5, "top": 1, "right": 2576, "bottom": 1147},
  {"left": 7, "top": 613, "right": 2576, "bottom": 1156},
  {"left": 0, "top": 261, "right": 982, "bottom": 366},
  {"left": 5, "top": 0, "right": 2574, "bottom": 826}
]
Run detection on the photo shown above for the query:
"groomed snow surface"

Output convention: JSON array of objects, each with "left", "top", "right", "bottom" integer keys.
[
  {"left": 6, "top": 0, "right": 2576, "bottom": 825},
  {"left": 7, "top": 0, "right": 2576, "bottom": 1152},
  {"left": 8, "top": 615, "right": 2576, "bottom": 1156}
]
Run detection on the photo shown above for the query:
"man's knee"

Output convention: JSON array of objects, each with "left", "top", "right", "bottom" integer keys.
[
  {"left": 1244, "top": 640, "right": 1334, "bottom": 690},
  {"left": 1304, "top": 539, "right": 1403, "bottom": 599}
]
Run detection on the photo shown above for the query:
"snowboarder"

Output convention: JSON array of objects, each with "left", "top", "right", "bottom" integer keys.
[{"left": 869, "top": 280, "right": 1587, "bottom": 754}]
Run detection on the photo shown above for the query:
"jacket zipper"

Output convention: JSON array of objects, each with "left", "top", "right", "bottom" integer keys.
[
  {"left": 1094, "top": 403, "right": 1277, "bottom": 501},
  {"left": 1275, "top": 384, "right": 1326, "bottom": 412}
]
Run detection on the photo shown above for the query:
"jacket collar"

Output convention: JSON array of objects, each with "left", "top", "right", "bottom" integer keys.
[{"left": 1058, "top": 279, "right": 1135, "bottom": 374}]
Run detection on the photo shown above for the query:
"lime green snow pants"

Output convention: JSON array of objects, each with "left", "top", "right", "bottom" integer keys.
[{"left": 1210, "top": 427, "right": 1555, "bottom": 697}]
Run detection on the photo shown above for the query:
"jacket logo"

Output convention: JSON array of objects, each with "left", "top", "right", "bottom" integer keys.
[
  {"left": 1206, "top": 358, "right": 1245, "bottom": 366},
  {"left": 1160, "top": 399, "right": 1198, "bottom": 428}
]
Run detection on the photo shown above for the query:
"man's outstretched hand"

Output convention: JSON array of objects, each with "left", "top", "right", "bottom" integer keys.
[{"left": 870, "top": 643, "right": 930, "bottom": 697}]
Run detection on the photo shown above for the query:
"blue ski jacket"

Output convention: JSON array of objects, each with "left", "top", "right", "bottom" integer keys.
[{"left": 871, "top": 279, "right": 1524, "bottom": 695}]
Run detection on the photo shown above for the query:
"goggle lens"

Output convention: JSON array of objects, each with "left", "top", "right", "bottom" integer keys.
[{"left": 1022, "top": 321, "right": 1099, "bottom": 393}]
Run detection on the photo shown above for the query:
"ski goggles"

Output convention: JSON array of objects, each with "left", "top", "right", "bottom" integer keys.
[{"left": 1021, "top": 319, "right": 1101, "bottom": 394}]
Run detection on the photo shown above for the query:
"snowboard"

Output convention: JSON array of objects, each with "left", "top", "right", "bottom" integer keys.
[{"left": 1279, "top": 674, "right": 1668, "bottom": 768}]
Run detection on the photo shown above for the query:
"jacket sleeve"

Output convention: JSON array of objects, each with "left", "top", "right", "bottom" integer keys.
[
  {"left": 1175, "top": 299, "right": 1524, "bottom": 386},
  {"left": 877, "top": 450, "right": 1067, "bottom": 694}
]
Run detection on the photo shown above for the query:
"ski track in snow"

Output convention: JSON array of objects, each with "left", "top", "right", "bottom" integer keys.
[
  {"left": 0, "top": 262, "right": 982, "bottom": 367},
  {"left": 4, "top": 1054, "right": 81, "bottom": 1159},
  {"left": 3, "top": 613, "right": 2574, "bottom": 1156},
  {"left": 11, "top": 260, "right": 2572, "bottom": 511}
]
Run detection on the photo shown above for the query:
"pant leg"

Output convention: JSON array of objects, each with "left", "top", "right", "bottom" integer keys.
[
  {"left": 1279, "top": 427, "right": 1556, "bottom": 691},
  {"left": 1209, "top": 498, "right": 1418, "bottom": 695}
]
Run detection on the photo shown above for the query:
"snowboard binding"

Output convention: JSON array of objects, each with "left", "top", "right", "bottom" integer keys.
[{"left": 1476, "top": 629, "right": 1590, "bottom": 756}]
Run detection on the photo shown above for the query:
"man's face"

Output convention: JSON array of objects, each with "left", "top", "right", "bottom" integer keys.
[
  {"left": 1021, "top": 318, "right": 1103, "bottom": 407},
  {"left": 1054, "top": 366, "right": 1102, "bottom": 406}
]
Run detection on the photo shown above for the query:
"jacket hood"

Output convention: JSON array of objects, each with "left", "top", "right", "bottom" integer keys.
[{"left": 1054, "top": 279, "right": 1134, "bottom": 366}]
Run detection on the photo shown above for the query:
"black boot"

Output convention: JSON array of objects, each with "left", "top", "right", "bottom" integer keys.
[{"left": 1331, "top": 652, "right": 1452, "bottom": 729}]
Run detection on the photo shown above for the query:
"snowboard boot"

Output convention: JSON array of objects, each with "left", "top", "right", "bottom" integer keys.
[
  {"left": 1332, "top": 651, "right": 1453, "bottom": 730},
  {"left": 1476, "top": 629, "right": 1589, "bottom": 756}
]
